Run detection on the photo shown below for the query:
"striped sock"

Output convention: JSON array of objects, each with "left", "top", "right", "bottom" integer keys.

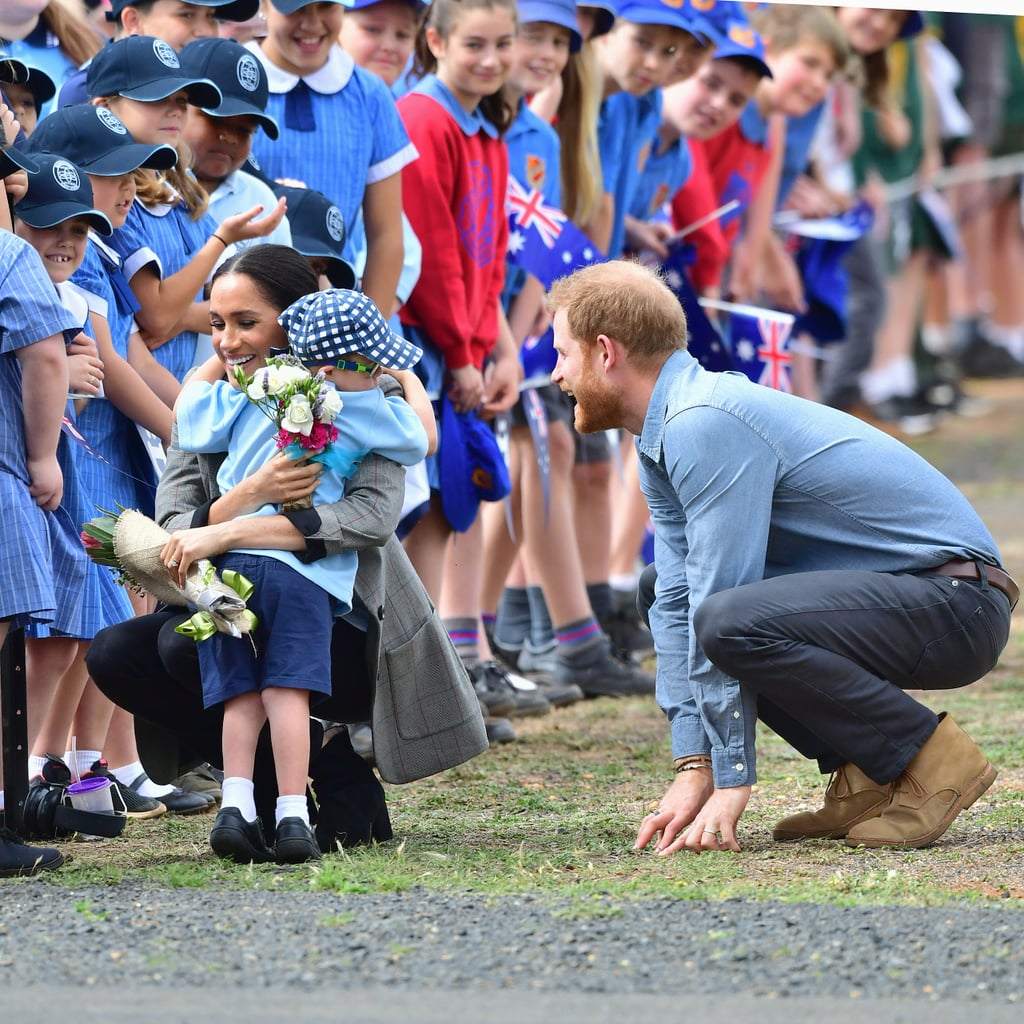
[
  {"left": 444, "top": 616, "right": 480, "bottom": 670},
  {"left": 554, "top": 616, "right": 604, "bottom": 659}
]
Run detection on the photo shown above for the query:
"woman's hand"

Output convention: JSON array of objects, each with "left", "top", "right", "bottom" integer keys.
[
  {"left": 27, "top": 455, "right": 63, "bottom": 511},
  {"left": 66, "top": 333, "right": 105, "bottom": 395},
  {"left": 160, "top": 522, "right": 237, "bottom": 587},
  {"left": 235, "top": 449, "right": 323, "bottom": 512}
]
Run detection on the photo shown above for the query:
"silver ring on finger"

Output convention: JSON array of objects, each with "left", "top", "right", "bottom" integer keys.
[{"left": 168, "top": 559, "right": 179, "bottom": 568}]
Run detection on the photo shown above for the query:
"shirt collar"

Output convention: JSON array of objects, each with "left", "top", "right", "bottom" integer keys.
[
  {"left": 413, "top": 74, "right": 499, "bottom": 139},
  {"left": 638, "top": 349, "right": 699, "bottom": 462},
  {"left": 247, "top": 41, "right": 354, "bottom": 95}
]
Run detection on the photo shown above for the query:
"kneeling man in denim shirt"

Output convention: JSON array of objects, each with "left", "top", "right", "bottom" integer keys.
[{"left": 548, "top": 260, "right": 1017, "bottom": 854}]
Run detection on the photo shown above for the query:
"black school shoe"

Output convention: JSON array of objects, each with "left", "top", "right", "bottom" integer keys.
[
  {"left": 0, "top": 827, "right": 65, "bottom": 877},
  {"left": 274, "top": 817, "right": 321, "bottom": 864},
  {"left": 209, "top": 807, "right": 273, "bottom": 864}
]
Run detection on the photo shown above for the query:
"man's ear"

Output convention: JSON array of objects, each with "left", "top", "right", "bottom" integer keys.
[{"left": 596, "top": 333, "right": 620, "bottom": 371}]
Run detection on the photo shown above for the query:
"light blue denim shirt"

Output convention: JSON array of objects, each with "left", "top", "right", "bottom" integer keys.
[{"left": 637, "top": 349, "right": 1003, "bottom": 788}]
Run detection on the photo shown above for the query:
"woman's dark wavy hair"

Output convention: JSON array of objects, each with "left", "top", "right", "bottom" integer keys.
[
  {"left": 412, "top": 0, "right": 517, "bottom": 136},
  {"left": 211, "top": 244, "right": 319, "bottom": 314}
]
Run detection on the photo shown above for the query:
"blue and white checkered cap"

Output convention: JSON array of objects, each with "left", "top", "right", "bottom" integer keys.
[{"left": 279, "top": 289, "right": 423, "bottom": 371}]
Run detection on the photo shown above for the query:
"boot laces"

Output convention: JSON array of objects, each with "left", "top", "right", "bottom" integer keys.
[{"left": 894, "top": 769, "right": 927, "bottom": 800}]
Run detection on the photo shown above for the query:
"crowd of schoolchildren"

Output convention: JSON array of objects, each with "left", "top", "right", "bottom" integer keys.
[{"left": 2, "top": 0, "right": 1023, "bottom": 874}]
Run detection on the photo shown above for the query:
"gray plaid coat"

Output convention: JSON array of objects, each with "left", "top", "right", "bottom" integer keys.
[{"left": 156, "top": 378, "right": 487, "bottom": 784}]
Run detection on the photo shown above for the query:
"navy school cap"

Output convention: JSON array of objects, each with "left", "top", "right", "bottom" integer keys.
[
  {"left": 517, "top": 0, "right": 584, "bottom": 53},
  {"left": 16, "top": 152, "right": 113, "bottom": 236},
  {"left": 279, "top": 288, "right": 423, "bottom": 371},
  {"left": 106, "top": 0, "right": 261, "bottom": 23},
  {"left": 439, "top": 396, "right": 512, "bottom": 533},
  {"left": 0, "top": 52, "right": 29, "bottom": 84},
  {"left": 0, "top": 143, "right": 38, "bottom": 179},
  {"left": 272, "top": 183, "right": 357, "bottom": 290},
  {"left": 178, "top": 37, "right": 279, "bottom": 139},
  {"left": 899, "top": 12, "right": 925, "bottom": 39},
  {"left": 86, "top": 36, "right": 222, "bottom": 108},
  {"left": 579, "top": 1, "right": 616, "bottom": 38},
  {"left": 25, "top": 104, "right": 178, "bottom": 175}
]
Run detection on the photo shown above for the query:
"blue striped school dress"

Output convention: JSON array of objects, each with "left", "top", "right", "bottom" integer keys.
[
  {"left": 0, "top": 236, "right": 81, "bottom": 629},
  {"left": 109, "top": 194, "right": 218, "bottom": 382},
  {"left": 24, "top": 283, "right": 133, "bottom": 640},
  {"left": 71, "top": 238, "right": 160, "bottom": 517},
  {"left": 247, "top": 42, "right": 417, "bottom": 266}
]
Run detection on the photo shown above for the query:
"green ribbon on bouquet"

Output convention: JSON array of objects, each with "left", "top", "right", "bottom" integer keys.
[{"left": 174, "top": 569, "right": 258, "bottom": 642}]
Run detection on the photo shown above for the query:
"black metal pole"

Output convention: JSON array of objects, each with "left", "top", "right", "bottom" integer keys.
[{"left": 1, "top": 630, "right": 29, "bottom": 835}]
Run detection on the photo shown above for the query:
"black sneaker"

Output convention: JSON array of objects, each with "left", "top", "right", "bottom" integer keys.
[
  {"left": 0, "top": 826, "right": 64, "bottom": 877},
  {"left": 868, "top": 395, "right": 940, "bottom": 437},
  {"left": 210, "top": 806, "right": 273, "bottom": 864},
  {"left": 84, "top": 759, "right": 165, "bottom": 819},
  {"left": 484, "top": 715, "right": 516, "bottom": 744},
  {"left": 470, "top": 661, "right": 519, "bottom": 717},
  {"left": 126, "top": 772, "right": 214, "bottom": 815},
  {"left": 960, "top": 335, "right": 1024, "bottom": 379},
  {"left": 555, "top": 641, "right": 656, "bottom": 698},
  {"left": 599, "top": 608, "right": 654, "bottom": 658},
  {"left": 274, "top": 817, "right": 321, "bottom": 864}
]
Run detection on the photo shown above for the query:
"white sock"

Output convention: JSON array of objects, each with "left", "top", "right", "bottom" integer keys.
[
  {"left": 610, "top": 573, "right": 638, "bottom": 593},
  {"left": 921, "top": 323, "right": 953, "bottom": 357},
  {"left": 65, "top": 749, "right": 102, "bottom": 779},
  {"left": 0, "top": 789, "right": 4, "bottom": 811},
  {"left": 111, "top": 760, "right": 174, "bottom": 798},
  {"left": 28, "top": 755, "right": 48, "bottom": 780},
  {"left": 220, "top": 777, "right": 258, "bottom": 822},
  {"left": 860, "top": 358, "right": 916, "bottom": 404},
  {"left": 275, "top": 794, "right": 309, "bottom": 827}
]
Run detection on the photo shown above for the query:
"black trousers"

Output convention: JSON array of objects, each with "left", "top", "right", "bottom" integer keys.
[
  {"left": 86, "top": 609, "right": 375, "bottom": 784},
  {"left": 638, "top": 564, "right": 1011, "bottom": 783}
]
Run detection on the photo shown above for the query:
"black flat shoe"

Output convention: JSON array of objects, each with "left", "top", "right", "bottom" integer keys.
[
  {"left": 274, "top": 817, "right": 321, "bottom": 864},
  {"left": 209, "top": 807, "right": 273, "bottom": 864}
]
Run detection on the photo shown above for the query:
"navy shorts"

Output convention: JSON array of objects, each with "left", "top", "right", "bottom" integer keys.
[
  {"left": 510, "top": 382, "right": 575, "bottom": 430},
  {"left": 198, "top": 553, "right": 334, "bottom": 709}
]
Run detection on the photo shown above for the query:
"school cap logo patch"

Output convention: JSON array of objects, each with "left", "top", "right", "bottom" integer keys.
[
  {"left": 96, "top": 106, "right": 128, "bottom": 135},
  {"left": 153, "top": 39, "right": 180, "bottom": 68},
  {"left": 326, "top": 205, "right": 344, "bottom": 242},
  {"left": 236, "top": 54, "right": 260, "bottom": 92},
  {"left": 52, "top": 159, "right": 81, "bottom": 192}
]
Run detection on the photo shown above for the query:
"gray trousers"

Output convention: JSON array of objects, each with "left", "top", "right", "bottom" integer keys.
[{"left": 639, "top": 564, "right": 1011, "bottom": 783}]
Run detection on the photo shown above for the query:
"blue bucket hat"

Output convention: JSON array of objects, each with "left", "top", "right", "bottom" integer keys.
[
  {"left": 25, "top": 104, "right": 178, "bottom": 175},
  {"left": 106, "top": 0, "right": 260, "bottom": 22},
  {"left": 268, "top": 0, "right": 345, "bottom": 13},
  {"left": 86, "top": 36, "right": 222, "bottom": 108},
  {"left": 16, "top": 152, "right": 113, "bottom": 236},
  {"left": 178, "top": 37, "right": 279, "bottom": 139},
  {"left": 517, "top": 0, "right": 584, "bottom": 53},
  {"left": 272, "top": 183, "right": 357, "bottom": 290},
  {"left": 439, "top": 396, "right": 512, "bottom": 533},
  {"left": 280, "top": 288, "right": 423, "bottom": 371}
]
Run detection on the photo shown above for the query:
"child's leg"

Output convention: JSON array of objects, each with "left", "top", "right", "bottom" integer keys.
[
  {"left": 220, "top": 691, "right": 266, "bottom": 822},
  {"left": 402, "top": 496, "right": 454, "bottom": 606},
  {"left": 261, "top": 686, "right": 311, "bottom": 826}
]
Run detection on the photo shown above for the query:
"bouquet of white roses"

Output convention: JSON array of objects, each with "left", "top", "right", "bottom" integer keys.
[
  {"left": 234, "top": 354, "right": 344, "bottom": 509},
  {"left": 81, "top": 508, "right": 257, "bottom": 641}
]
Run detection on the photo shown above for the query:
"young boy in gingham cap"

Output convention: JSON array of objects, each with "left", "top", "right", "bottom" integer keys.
[{"left": 175, "top": 262, "right": 431, "bottom": 864}]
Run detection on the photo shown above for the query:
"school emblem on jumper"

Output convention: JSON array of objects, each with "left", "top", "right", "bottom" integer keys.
[
  {"left": 237, "top": 55, "right": 260, "bottom": 93},
  {"left": 52, "top": 159, "right": 80, "bottom": 192},
  {"left": 325, "top": 205, "right": 344, "bottom": 243},
  {"left": 526, "top": 154, "right": 545, "bottom": 190},
  {"left": 458, "top": 162, "right": 497, "bottom": 268},
  {"left": 153, "top": 40, "right": 180, "bottom": 68}
]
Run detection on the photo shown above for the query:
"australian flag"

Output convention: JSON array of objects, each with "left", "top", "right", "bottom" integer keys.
[
  {"left": 506, "top": 176, "right": 605, "bottom": 290},
  {"left": 660, "top": 243, "right": 733, "bottom": 372},
  {"left": 775, "top": 199, "right": 874, "bottom": 344},
  {"left": 729, "top": 305, "right": 796, "bottom": 392}
]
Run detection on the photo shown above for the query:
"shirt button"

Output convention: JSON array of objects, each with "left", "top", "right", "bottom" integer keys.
[
  {"left": 735, "top": 763, "right": 744, "bottom": 772},
  {"left": 733, "top": 711, "right": 740, "bottom": 719}
]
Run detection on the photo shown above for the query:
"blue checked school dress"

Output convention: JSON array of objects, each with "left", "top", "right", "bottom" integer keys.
[
  {"left": 71, "top": 237, "right": 160, "bottom": 517},
  {"left": 109, "top": 193, "right": 218, "bottom": 382},
  {"left": 0, "top": 237, "right": 83, "bottom": 630},
  {"left": 24, "top": 282, "right": 133, "bottom": 640}
]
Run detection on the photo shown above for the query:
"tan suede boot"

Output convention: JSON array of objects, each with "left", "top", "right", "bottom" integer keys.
[
  {"left": 844, "top": 713, "right": 997, "bottom": 849},
  {"left": 772, "top": 763, "right": 894, "bottom": 841}
]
